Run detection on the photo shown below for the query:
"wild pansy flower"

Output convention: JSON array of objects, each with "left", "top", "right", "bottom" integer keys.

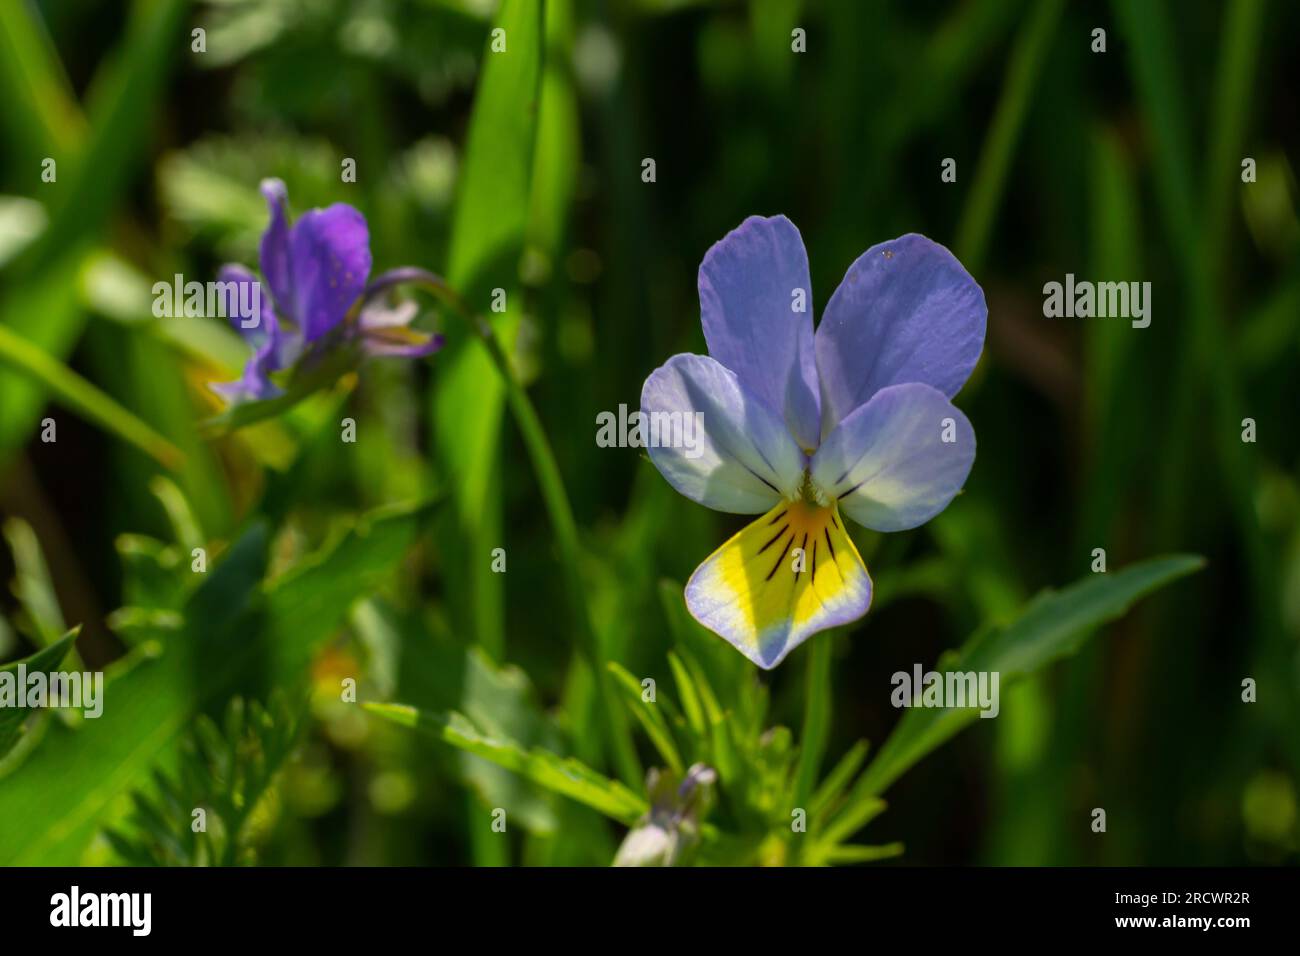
[
  {"left": 641, "top": 217, "right": 985, "bottom": 669},
  {"left": 212, "top": 179, "right": 442, "bottom": 402},
  {"left": 613, "top": 763, "right": 717, "bottom": 867}
]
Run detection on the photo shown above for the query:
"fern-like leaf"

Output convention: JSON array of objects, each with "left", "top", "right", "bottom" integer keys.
[{"left": 104, "top": 693, "right": 304, "bottom": 866}]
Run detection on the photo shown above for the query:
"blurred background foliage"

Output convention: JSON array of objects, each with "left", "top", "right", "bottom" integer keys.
[{"left": 0, "top": 0, "right": 1296, "bottom": 865}]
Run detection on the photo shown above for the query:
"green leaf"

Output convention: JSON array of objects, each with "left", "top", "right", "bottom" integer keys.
[
  {"left": 0, "top": 499, "right": 435, "bottom": 864},
  {"left": 105, "top": 694, "right": 305, "bottom": 866},
  {"left": 365, "top": 703, "right": 648, "bottom": 825},
  {"left": 822, "top": 842, "right": 905, "bottom": 866},
  {"left": 112, "top": 534, "right": 185, "bottom": 614},
  {"left": 608, "top": 661, "right": 684, "bottom": 774},
  {"left": 0, "top": 0, "right": 187, "bottom": 460},
  {"left": 809, "top": 739, "right": 870, "bottom": 823},
  {"left": 375, "top": 601, "right": 568, "bottom": 836},
  {"left": 198, "top": 347, "right": 361, "bottom": 436},
  {"left": 658, "top": 578, "right": 755, "bottom": 729},
  {"left": 953, "top": 0, "right": 1063, "bottom": 274},
  {"left": 148, "top": 477, "right": 204, "bottom": 555},
  {"left": 0, "top": 529, "right": 266, "bottom": 865},
  {"left": 432, "top": 0, "right": 544, "bottom": 658},
  {"left": 3, "top": 517, "right": 66, "bottom": 645},
  {"left": 667, "top": 651, "right": 706, "bottom": 739},
  {"left": 0, "top": 629, "right": 78, "bottom": 760},
  {"left": 0, "top": 2, "right": 81, "bottom": 164},
  {"left": 0, "top": 324, "right": 183, "bottom": 469},
  {"left": 851, "top": 554, "right": 1205, "bottom": 805},
  {"left": 1110, "top": 0, "right": 1198, "bottom": 268},
  {"left": 681, "top": 650, "right": 740, "bottom": 787},
  {"left": 255, "top": 499, "right": 441, "bottom": 685},
  {"left": 527, "top": 0, "right": 579, "bottom": 254},
  {"left": 817, "top": 796, "right": 888, "bottom": 852}
]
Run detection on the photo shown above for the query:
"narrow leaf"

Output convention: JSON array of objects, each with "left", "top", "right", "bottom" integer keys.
[
  {"left": 0, "top": 629, "right": 78, "bottom": 759},
  {"left": 853, "top": 554, "right": 1204, "bottom": 805},
  {"left": 0, "top": 324, "right": 183, "bottom": 468},
  {"left": 366, "top": 703, "right": 648, "bottom": 825}
]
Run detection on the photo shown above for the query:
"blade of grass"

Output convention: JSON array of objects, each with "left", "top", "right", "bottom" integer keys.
[
  {"left": 809, "top": 739, "right": 870, "bottom": 823},
  {"left": 0, "top": 323, "right": 182, "bottom": 469},
  {"left": 397, "top": 266, "right": 643, "bottom": 788},
  {"left": 0, "top": 0, "right": 83, "bottom": 163},
  {"left": 432, "top": 0, "right": 544, "bottom": 661},
  {"left": 0, "top": 0, "right": 187, "bottom": 461},
  {"left": 953, "top": 0, "right": 1064, "bottom": 274}
]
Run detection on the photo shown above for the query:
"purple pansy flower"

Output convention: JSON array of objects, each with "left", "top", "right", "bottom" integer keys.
[
  {"left": 212, "top": 179, "right": 442, "bottom": 402},
  {"left": 641, "top": 216, "right": 985, "bottom": 669}
]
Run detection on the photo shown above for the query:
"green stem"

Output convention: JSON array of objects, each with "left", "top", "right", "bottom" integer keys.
[
  {"left": 793, "top": 633, "right": 833, "bottom": 813},
  {"left": 398, "top": 271, "right": 643, "bottom": 789}
]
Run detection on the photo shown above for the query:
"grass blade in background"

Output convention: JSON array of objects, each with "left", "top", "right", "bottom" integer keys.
[
  {"left": 0, "top": 324, "right": 183, "bottom": 469},
  {"left": 852, "top": 555, "right": 1204, "bottom": 804},
  {"left": 953, "top": 0, "right": 1064, "bottom": 274},
  {"left": 432, "top": 0, "right": 544, "bottom": 661},
  {"left": 0, "top": 0, "right": 187, "bottom": 461}
]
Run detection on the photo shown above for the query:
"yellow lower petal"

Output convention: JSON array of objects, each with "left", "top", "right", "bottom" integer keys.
[{"left": 685, "top": 500, "right": 872, "bottom": 668}]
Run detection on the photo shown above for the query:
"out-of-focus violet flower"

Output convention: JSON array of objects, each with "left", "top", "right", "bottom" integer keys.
[
  {"left": 641, "top": 217, "right": 985, "bottom": 669},
  {"left": 613, "top": 763, "right": 717, "bottom": 867},
  {"left": 212, "top": 179, "right": 443, "bottom": 402}
]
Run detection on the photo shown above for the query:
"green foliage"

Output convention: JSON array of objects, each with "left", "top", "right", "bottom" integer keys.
[
  {"left": 3, "top": 517, "right": 66, "bottom": 644},
  {"left": 104, "top": 694, "right": 304, "bottom": 866},
  {"left": 0, "top": 0, "right": 187, "bottom": 462},
  {"left": 0, "top": 498, "right": 434, "bottom": 864},
  {"left": 0, "top": 630, "right": 78, "bottom": 762},
  {"left": 0, "top": 0, "right": 1293, "bottom": 868},
  {"left": 0, "top": 323, "right": 183, "bottom": 468},
  {"left": 366, "top": 704, "right": 648, "bottom": 825},
  {"left": 850, "top": 556, "right": 1206, "bottom": 807},
  {"left": 431, "top": 0, "right": 544, "bottom": 661},
  {"left": 371, "top": 557, "right": 1201, "bottom": 865}
]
